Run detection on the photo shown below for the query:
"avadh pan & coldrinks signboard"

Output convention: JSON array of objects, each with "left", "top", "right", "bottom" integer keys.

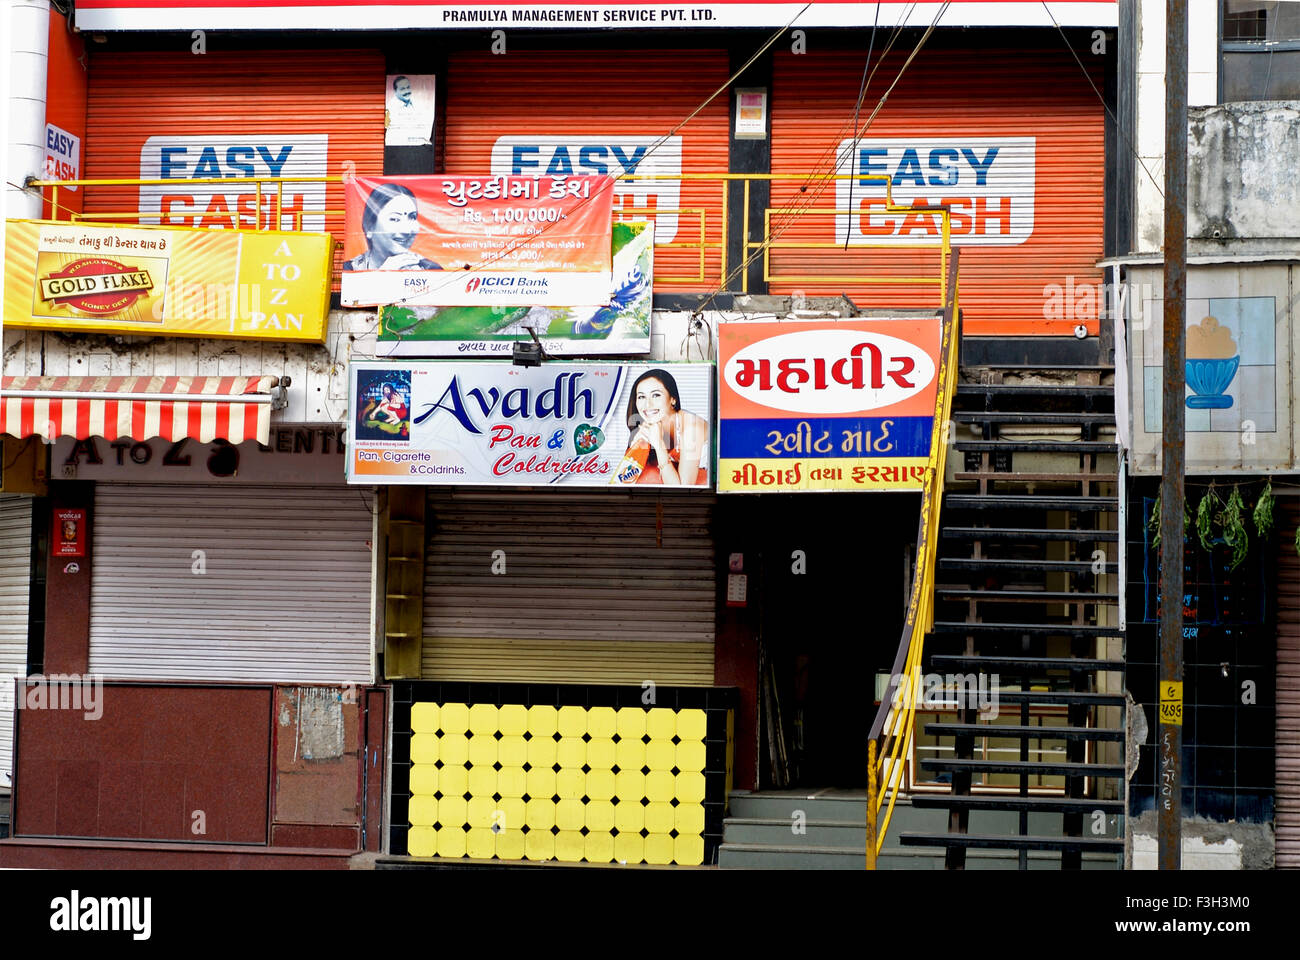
[{"left": 347, "top": 361, "right": 713, "bottom": 487}]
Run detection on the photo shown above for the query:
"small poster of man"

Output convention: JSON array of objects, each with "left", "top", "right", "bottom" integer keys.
[
  {"left": 54, "top": 507, "right": 86, "bottom": 557},
  {"left": 385, "top": 74, "right": 436, "bottom": 146},
  {"left": 355, "top": 368, "right": 412, "bottom": 442}
]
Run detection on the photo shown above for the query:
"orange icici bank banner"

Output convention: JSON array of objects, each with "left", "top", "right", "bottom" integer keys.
[
  {"left": 340, "top": 175, "right": 615, "bottom": 307},
  {"left": 770, "top": 49, "right": 1105, "bottom": 337}
]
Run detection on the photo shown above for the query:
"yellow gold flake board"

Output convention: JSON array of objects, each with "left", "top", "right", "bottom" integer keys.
[
  {"left": 5, "top": 219, "right": 331, "bottom": 343},
  {"left": 407, "top": 703, "right": 709, "bottom": 866}
]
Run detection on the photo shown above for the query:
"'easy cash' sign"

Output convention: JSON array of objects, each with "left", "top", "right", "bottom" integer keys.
[
  {"left": 717, "top": 319, "right": 943, "bottom": 492},
  {"left": 835, "top": 137, "right": 1035, "bottom": 246}
]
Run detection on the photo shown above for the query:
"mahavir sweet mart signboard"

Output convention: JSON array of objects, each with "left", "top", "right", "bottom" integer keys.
[{"left": 76, "top": 2, "right": 1117, "bottom": 30}]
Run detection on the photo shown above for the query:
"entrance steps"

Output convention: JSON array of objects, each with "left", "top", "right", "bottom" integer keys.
[{"left": 717, "top": 791, "right": 1120, "bottom": 869}]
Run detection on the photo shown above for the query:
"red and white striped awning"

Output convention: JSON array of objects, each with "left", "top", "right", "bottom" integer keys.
[{"left": 0, "top": 375, "right": 279, "bottom": 445}]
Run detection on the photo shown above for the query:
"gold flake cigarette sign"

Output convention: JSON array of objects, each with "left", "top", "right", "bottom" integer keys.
[
  {"left": 5, "top": 220, "right": 333, "bottom": 342},
  {"left": 37, "top": 256, "right": 163, "bottom": 319}
]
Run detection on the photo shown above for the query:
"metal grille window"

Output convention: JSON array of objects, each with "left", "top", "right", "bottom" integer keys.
[{"left": 1221, "top": 1, "right": 1300, "bottom": 100}]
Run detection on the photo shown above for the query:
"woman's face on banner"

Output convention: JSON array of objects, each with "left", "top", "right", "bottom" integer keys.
[
  {"left": 369, "top": 194, "right": 420, "bottom": 260},
  {"left": 635, "top": 377, "right": 673, "bottom": 426}
]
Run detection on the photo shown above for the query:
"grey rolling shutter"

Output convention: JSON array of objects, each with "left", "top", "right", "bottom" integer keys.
[
  {"left": 89, "top": 484, "right": 374, "bottom": 683},
  {"left": 422, "top": 489, "right": 716, "bottom": 685},
  {"left": 0, "top": 495, "right": 33, "bottom": 791}
]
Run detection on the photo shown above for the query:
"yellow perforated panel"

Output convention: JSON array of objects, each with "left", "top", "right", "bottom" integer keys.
[{"left": 407, "top": 702, "right": 708, "bottom": 866}]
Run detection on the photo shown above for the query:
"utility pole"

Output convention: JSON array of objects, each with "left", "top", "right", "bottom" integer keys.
[{"left": 1159, "top": 0, "right": 1188, "bottom": 872}]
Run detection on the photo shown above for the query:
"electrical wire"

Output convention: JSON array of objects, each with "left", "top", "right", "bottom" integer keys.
[
  {"left": 693, "top": 2, "right": 951, "bottom": 315},
  {"left": 1039, "top": 1, "right": 1165, "bottom": 200},
  {"left": 373, "top": 3, "right": 816, "bottom": 307},
  {"left": 844, "top": 2, "right": 883, "bottom": 250}
]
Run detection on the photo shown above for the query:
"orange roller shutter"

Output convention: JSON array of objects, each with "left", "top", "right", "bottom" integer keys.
[
  {"left": 442, "top": 51, "right": 730, "bottom": 290},
  {"left": 770, "top": 49, "right": 1105, "bottom": 337},
  {"left": 83, "top": 51, "right": 385, "bottom": 276}
]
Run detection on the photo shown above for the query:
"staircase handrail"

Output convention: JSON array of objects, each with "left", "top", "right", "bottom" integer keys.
[{"left": 866, "top": 246, "right": 961, "bottom": 867}]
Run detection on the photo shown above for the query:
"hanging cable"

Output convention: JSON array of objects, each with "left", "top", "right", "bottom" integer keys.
[{"left": 844, "top": 3, "right": 883, "bottom": 250}]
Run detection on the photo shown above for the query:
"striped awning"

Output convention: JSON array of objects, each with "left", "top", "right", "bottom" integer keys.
[{"left": 0, "top": 375, "right": 279, "bottom": 445}]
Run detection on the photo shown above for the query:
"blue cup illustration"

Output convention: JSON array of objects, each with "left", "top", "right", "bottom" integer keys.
[{"left": 1185, "top": 355, "right": 1239, "bottom": 409}]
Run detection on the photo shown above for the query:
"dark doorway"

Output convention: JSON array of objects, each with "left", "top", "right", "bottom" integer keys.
[{"left": 753, "top": 492, "right": 920, "bottom": 788}]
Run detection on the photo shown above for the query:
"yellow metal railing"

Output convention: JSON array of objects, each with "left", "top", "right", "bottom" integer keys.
[
  {"left": 30, "top": 173, "right": 952, "bottom": 300},
  {"left": 866, "top": 246, "right": 961, "bottom": 868}
]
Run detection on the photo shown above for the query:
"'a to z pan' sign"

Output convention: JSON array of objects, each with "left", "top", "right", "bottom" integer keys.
[{"left": 717, "top": 318, "right": 943, "bottom": 492}]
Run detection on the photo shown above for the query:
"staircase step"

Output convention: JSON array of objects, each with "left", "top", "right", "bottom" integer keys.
[
  {"left": 993, "top": 690, "right": 1127, "bottom": 706},
  {"left": 924, "top": 723, "right": 1125, "bottom": 741},
  {"left": 899, "top": 833, "right": 1124, "bottom": 852},
  {"left": 942, "top": 527, "right": 1118, "bottom": 542},
  {"left": 961, "top": 364, "right": 1115, "bottom": 373},
  {"left": 954, "top": 472, "right": 1118, "bottom": 483},
  {"left": 952, "top": 412, "right": 1116, "bottom": 425},
  {"left": 928, "top": 652, "right": 1124, "bottom": 670},
  {"left": 930, "top": 623, "right": 1122, "bottom": 639},
  {"left": 956, "top": 384, "right": 1114, "bottom": 398},
  {"left": 954, "top": 441, "right": 1117, "bottom": 454},
  {"left": 909, "top": 795, "right": 1125, "bottom": 812},
  {"left": 935, "top": 588, "right": 1119, "bottom": 603},
  {"left": 939, "top": 558, "right": 1118, "bottom": 574},
  {"left": 717, "top": 842, "right": 865, "bottom": 869},
  {"left": 721, "top": 818, "right": 866, "bottom": 848},
  {"left": 727, "top": 792, "right": 866, "bottom": 821},
  {"left": 945, "top": 494, "right": 1118, "bottom": 511},
  {"left": 920, "top": 759, "right": 1125, "bottom": 778}
]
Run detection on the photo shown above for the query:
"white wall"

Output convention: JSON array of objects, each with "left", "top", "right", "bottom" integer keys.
[
  {"left": 1134, "top": 0, "right": 1221, "bottom": 253},
  {"left": 2, "top": 309, "right": 722, "bottom": 425}
]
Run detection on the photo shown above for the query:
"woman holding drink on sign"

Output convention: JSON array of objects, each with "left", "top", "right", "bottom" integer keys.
[{"left": 615, "top": 369, "right": 708, "bottom": 486}]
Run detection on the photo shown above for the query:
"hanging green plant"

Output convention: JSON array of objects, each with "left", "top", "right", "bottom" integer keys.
[
  {"left": 1221, "top": 486, "right": 1249, "bottom": 570},
  {"left": 1196, "top": 487, "right": 1220, "bottom": 553},
  {"left": 1294, "top": 525, "right": 1300, "bottom": 559},
  {"left": 1149, "top": 493, "right": 1192, "bottom": 548},
  {"left": 1253, "top": 479, "right": 1275, "bottom": 539}
]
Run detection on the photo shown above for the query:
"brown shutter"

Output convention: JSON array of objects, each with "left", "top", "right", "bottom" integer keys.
[{"left": 1277, "top": 499, "right": 1300, "bottom": 867}]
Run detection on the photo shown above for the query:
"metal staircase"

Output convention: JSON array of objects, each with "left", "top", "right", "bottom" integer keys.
[{"left": 897, "top": 365, "right": 1127, "bottom": 869}]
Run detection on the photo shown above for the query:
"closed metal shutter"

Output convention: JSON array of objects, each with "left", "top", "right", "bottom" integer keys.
[
  {"left": 422, "top": 490, "right": 716, "bottom": 685},
  {"left": 83, "top": 50, "right": 385, "bottom": 274},
  {"left": 0, "top": 495, "right": 33, "bottom": 791},
  {"left": 768, "top": 48, "right": 1105, "bottom": 337},
  {"left": 89, "top": 484, "right": 374, "bottom": 683},
  {"left": 1278, "top": 499, "right": 1300, "bottom": 867},
  {"left": 442, "top": 50, "right": 730, "bottom": 289}
]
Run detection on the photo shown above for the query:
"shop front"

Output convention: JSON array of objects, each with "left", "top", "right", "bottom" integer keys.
[
  {"left": 0, "top": 437, "right": 45, "bottom": 817},
  {"left": 350, "top": 358, "right": 739, "bottom": 865},
  {"left": 716, "top": 313, "right": 946, "bottom": 789},
  {"left": 0, "top": 390, "right": 386, "bottom": 868}
]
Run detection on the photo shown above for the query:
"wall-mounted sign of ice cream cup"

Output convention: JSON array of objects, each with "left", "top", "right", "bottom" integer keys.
[{"left": 1185, "top": 316, "right": 1239, "bottom": 410}]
